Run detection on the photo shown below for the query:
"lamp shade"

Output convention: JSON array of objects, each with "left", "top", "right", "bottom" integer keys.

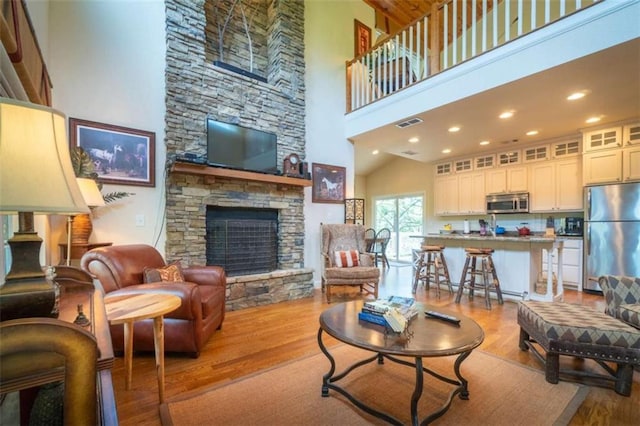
[
  {"left": 0, "top": 97, "right": 89, "bottom": 215},
  {"left": 76, "top": 178, "right": 105, "bottom": 207}
]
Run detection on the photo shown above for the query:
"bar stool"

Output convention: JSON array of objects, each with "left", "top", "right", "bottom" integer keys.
[
  {"left": 412, "top": 245, "right": 453, "bottom": 297},
  {"left": 455, "top": 248, "right": 504, "bottom": 310}
]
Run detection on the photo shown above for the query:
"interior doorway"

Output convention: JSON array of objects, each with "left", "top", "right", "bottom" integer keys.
[{"left": 373, "top": 194, "right": 423, "bottom": 263}]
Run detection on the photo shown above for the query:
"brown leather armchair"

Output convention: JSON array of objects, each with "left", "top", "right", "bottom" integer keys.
[{"left": 81, "top": 244, "right": 226, "bottom": 357}]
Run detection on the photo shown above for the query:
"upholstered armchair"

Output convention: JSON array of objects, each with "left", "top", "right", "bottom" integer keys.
[
  {"left": 320, "top": 224, "right": 380, "bottom": 303},
  {"left": 81, "top": 244, "right": 226, "bottom": 357},
  {"left": 599, "top": 275, "right": 640, "bottom": 329}
]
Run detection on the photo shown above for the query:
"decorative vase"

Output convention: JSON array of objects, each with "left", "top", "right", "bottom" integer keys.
[{"left": 71, "top": 213, "right": 92, "bottom": 245}]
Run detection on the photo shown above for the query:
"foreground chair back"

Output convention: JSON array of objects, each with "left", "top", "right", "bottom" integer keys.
[
  {"left": 0, "top": 318, "right": 98, "bottom": 426},
  {"left": 320, "top": 224, "right": 380, "bottom": 303},
  {"left": 599, "top": 275, "right": 640, "bottom": 329},
  {"left": 81, "top": 244, "right": 226, "bottom": 357}
]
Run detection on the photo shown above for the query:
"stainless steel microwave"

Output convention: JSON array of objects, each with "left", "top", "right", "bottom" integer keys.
[{"left": 486, "top": 192, "right": 529, "bottom": 214}]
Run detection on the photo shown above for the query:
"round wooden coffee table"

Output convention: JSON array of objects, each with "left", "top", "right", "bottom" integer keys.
[
  {"left": 104, "top": 292, "right": 181, "bottom": 403},
  {"left": 318, "top": 300, "right": 484, "bottom": 425}
]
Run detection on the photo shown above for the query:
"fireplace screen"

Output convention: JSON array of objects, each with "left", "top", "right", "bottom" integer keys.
[{"left": 206, "top": 207, "right": 278, "bottom": 276}]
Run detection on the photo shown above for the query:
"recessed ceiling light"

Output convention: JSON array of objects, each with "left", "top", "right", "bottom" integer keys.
[
  {"left": 526, "top": 130, "right": 539, "bottom": 136},
  {"left": 567, "top": 92, "right": 586, "bottom": 101},
  {"left": 442, "top": 148, "right": 451, "bottom": 154},
  {"left": 499, "top": 110, "right": 515, "bottom": 119},
  {"left": 372, "top": 149, "right": 380, "bottom": 155},
  {"left": 448, "top": 126, "right": 461, "bottom": 133},
  {"left": 585, "top": 116, "right": 601, "bottom": 124},
  {"left": 408, "top": 137, "right": 419, "bottom": 143},
  {"left": 479, "top": 140, "right": 490, "bottom": 146}
]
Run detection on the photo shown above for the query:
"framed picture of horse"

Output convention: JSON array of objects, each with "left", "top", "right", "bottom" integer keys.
[
  {"left": 311, "top": 163, "right": 345, "bottom": 203},
  {"left": 69, "top": 118, "right": 155, "bottom": 187}
]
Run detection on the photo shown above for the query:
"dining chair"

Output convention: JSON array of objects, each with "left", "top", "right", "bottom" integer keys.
[
  {"left": 372, "top": 228, "right": 391, "bottom": 268},
  {"left": 364, "top": 228, "right": 376, "bottom": 252}
]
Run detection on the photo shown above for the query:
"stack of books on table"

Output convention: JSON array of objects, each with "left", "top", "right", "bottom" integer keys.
[{"left": 358, "top": 296, "right": 418, "bottom": 332}]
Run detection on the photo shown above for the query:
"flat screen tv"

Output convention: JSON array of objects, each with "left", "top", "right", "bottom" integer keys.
[{"left": 206, "top": 118, "right": 278, "bottom": 174}]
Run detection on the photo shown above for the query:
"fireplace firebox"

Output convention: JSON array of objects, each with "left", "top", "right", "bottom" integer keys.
[{"left": 206, "top": 206, "right": 278, "bottom": 276}]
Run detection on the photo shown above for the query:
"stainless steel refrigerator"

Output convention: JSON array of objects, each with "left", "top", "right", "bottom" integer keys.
[{"left": 584, "top": 182, "right": 640, "bottom": 293}]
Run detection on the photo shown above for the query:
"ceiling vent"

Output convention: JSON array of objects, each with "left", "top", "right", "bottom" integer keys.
[
  {"left": 401, "top": 150, "right": 419, "bottom": 156},
  {"left": 395, "top": 117, "right": 423, "bottom": 129}
]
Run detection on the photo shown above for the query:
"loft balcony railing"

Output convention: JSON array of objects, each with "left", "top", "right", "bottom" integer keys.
[{"left": 346, "top": 0, "right": 600, "bottom": 113}]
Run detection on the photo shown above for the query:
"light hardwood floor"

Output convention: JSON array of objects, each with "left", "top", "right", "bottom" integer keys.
[{"left": 114, "top": 265, "right": 638, "bottom": 425}]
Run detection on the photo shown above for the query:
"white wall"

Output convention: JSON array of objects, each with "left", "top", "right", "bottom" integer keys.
[
  {"left": 304, "top": 0, "right": 374, "bottom": 285},
  {"left": 39, "top": 1, "right": 167, "bottom": 261},
  {"left": 22, "top": 0, "right": 371, "bottom": 284}
]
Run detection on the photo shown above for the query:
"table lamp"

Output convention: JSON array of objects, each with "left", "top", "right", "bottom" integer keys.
[
  {"left": 0, "top": 97, "right": 89, "bottom": 321},
  {"left": 71, "top": 177, "right": 105, "bottom": 245}
]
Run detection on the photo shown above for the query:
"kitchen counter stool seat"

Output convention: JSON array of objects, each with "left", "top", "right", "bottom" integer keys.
[
  {"left": 412, "top": 245, "right": 453, "bottom": 297},
  {"left": 455, "top": 247, "right": 504, "bottom": 309}
]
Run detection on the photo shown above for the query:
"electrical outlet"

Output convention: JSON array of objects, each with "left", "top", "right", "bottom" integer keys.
[{"left": 135, "top": 214, "right": 145, "bottom": 227}]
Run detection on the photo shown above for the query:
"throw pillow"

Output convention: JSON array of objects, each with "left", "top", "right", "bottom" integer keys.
[
  {"left": 334, "top": 250, "right": 360, "bottom": 268},
  {"left": 143, "top": 262, "right": 184, "bottom": 283}
]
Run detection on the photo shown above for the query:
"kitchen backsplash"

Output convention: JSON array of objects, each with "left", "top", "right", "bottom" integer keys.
[{"left": 429, "top": 212, "right": 584, "bottom": 235}]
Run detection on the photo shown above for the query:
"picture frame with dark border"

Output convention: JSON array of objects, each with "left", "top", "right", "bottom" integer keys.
[
  {"left": 69, "top": 118, "right": 155, "bottom": 187},
  {"left": 354, "top": 19, "right": 371, "bottom": 57},
  {"left": 312, "top": 163, "right": 346, "bottom": 204}
]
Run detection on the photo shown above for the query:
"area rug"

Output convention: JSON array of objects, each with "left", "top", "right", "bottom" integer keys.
[{"left": 160, "top": 345, "right": 588, "bottom": 426}]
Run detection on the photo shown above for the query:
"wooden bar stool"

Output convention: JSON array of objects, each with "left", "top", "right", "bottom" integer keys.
[
  {"left": 455, "top": 248, "right": 504, "bottom": 309},
  {"left": 412, "top": 245, "right": 453, "bottom": 297}
]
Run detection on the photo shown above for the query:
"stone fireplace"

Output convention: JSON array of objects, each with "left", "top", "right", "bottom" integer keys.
[
  {"left": 164, "top": 0, "right": 312, "bottom": 310},
  {"left": 206, "top": 206, "right": 278, "bottom": 276}
]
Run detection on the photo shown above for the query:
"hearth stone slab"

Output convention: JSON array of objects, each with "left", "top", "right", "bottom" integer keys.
[{"left": 225, "top": 268, "right": 314, "bottom": 311}]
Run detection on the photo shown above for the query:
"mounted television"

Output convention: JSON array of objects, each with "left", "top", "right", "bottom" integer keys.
[{"left": 206, "top": 118, "right": 278, "bottom": 174}]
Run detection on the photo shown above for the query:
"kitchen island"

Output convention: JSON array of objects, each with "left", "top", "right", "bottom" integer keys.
[{"left": 412, "top": 233, "right": 564, "bottom": 302}]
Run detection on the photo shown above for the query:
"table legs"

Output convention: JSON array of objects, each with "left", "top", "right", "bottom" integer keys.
[
  {"left": 120, "top": 316, "right": 167, "bottom": 403},
  {"left": 123, "top": 321, "right": 134, "bottom": 390},
  {"left": 153, "top": 315, "right": 166, "bottom": 403},
  {"left": 318, "top": 328, "right": 473, "bottom": 426}
]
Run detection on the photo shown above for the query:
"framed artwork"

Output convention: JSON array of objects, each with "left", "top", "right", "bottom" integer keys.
[
  {"left": 69, "top": 118, "right": 155, "bottom": 187},
  {"left": 312, "top": 163, "right": 346, "bottom": 204},
  {"left": 354, "top": 19, "right": 371, "bottom": 57}
]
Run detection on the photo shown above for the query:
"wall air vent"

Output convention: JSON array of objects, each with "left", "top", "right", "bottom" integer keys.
[
  {"left": 395, "top": 117, "right": 423, "bottom": 129},
  {"left": 402, "top": 150, "right": 419, "bottom": 156}
]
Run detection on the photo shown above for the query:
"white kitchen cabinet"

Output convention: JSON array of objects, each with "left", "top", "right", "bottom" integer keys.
[
  {"left": 583, "top": 149, "right": 622, "bottom": 185},
  {"left": 556, "top": 160, "right": 583, "bottom": 210},
  {"left": 497, "top": 150, "right": 521, "bottom": 166},
  {"left": 622, "top": 123, "right": 640, "bottom": 146},
  {"left": 486, "top": 166, "right": 527, "bottom": 194},
  {"left": 583, "top": 126, "right": 622, "bottom": 152},
  {"left": 552, "top": 139, "right": 581, "bottom": 158},
  {"left": 523, "top": 145, "right": 549, "bottom": 162},
  {"left": 458, "top": 172, "right": 486, "bottom": 214},
  {"left": 531, "top": 158, "right": 582, "bottom": 212},
  {"left": 622, "top": 146, "right": 640, "bottom": 182},
  {"left": 434, "top": 175, "right": 458, "bottom": 215},
  {"left": 435, "top": 162, "right": 452, "bottom": 176},
  {"left": 543, "top": 238, "right": 583, "bottom": 290}
]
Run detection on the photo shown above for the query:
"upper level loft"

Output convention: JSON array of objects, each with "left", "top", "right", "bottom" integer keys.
[
  {"left": 346, "top": 0, "right": 602, "bottom": 113},
  {"left": 345, "top": 0, "right": 640, "bottom": 175}
]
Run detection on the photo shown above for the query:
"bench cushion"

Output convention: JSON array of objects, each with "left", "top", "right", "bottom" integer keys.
[
  {"left": 518, "top": 301, "right": 640, "bottom": 350},
  {"left": 619, "top": 304, "right": 640, "bottom": 329}
]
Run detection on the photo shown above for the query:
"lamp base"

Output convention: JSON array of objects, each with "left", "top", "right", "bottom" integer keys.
[
  {"left": 0, "top": 217, "right": 59, "bottom": 321},
  {"left": 0, "top": 276, "right": 59, "bottom": 321}
]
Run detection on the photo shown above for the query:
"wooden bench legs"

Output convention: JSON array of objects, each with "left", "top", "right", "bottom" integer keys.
[{"left": 518, "top": 326, "right": 636, "bottom": 397}]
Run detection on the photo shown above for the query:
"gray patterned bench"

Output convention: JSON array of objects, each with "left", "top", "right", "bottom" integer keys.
[{"left": 517, "top": 300, "right": 640, "bottom": 396}]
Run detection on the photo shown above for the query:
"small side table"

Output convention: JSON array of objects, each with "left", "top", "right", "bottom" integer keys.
[
  {"left": 59, "top": 242, "right": 112, "bottom": 266},
  {"left": 104, "top": 293, "right": 181, "bottom": 403}
]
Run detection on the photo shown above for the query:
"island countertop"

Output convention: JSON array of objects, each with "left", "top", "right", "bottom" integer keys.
[
  {"left": 411, "top": 233, "right": 580, "bottom": 244},
  {"left": 411, "top": 233, "right": 566, "bottom": 302}
]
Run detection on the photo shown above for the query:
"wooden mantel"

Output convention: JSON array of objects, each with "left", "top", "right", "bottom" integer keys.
[{"left": 171, "top": 162, "right": 312, "bottom": 187}]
